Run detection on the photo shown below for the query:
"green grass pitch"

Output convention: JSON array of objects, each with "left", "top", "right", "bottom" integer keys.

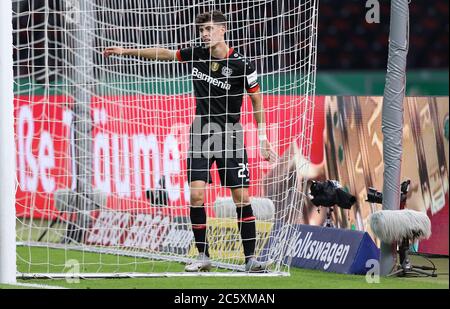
[{"left": 0, "top": 246, "right": 447, "bottom": 289}]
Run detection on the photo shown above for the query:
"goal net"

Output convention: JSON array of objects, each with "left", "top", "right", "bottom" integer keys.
[{"left": 12, "top": 0, "right": 318, "bottom": 277}]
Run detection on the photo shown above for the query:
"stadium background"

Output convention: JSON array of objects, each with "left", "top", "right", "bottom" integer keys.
[
  {"left": 13, "top": 0, "right": 448, "bottom": 94},
  {"left": 9, "top": 0, "right": 449, "bottom": 285}
]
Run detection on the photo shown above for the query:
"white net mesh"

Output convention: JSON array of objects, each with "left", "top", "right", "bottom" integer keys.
[{"left": 13, "top": 0, "right": 318, "bottom": 277}]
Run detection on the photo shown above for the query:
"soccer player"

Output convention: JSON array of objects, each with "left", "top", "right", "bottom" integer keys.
[{"left": 104, "top": 11, "right": 277, "bottom": 272}]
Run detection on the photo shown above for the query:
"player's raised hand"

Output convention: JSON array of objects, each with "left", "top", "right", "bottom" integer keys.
[
  {"left": 103, "top": 46, "right": 125, "bottom": 58},
  {"left": 260, "top": 140, "right": 278, "bottom": 163}
]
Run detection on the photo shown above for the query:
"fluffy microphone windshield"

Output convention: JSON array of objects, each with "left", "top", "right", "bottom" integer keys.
[{"left": 369, "top": 209, "right": 431, "bottom": 243}]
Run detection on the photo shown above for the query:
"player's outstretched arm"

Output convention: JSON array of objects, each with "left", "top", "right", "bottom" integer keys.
[{"left": 103, "top": 46, "right": 177, "bottom": 61}]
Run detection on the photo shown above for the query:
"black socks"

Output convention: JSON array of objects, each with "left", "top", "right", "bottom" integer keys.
[
  {"left": 236, "top": 204, "right": 256, "bottom": 264},
  {"left": 190, "top": 205, "right": 209, "bottom": 257},
  {"left": 190, "top": 203, "right": 257, "bottom": 263}
]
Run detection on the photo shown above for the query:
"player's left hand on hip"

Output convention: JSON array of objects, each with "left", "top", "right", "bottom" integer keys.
[{"left": 260, "top": 140, "right": 277, "bottom": 163}]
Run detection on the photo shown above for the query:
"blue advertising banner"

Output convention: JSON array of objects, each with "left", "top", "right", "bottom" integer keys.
[{"left": 263, "top": 224, "right": 380, "bottom": 275}]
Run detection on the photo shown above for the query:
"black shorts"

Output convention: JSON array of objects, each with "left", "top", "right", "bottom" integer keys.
[{"left": 186, "top": 125, "right": 250, "bottom": 188}]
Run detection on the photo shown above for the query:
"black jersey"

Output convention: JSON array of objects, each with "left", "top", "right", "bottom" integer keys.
[{"left": 176, "top": 46, "right": 259, "bottom": 128}]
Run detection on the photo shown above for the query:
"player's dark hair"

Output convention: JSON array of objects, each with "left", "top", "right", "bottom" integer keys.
[{"left": 195, "top": 11, "right": 227, "bottom": 27}]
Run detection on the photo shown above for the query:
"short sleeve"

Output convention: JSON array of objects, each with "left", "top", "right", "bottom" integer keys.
[
  {"left": 176, "top": 46, "right": 200, "bottom": 62},
  {"left": 245, "top": 62, "right": 260, "bottom": 93}
]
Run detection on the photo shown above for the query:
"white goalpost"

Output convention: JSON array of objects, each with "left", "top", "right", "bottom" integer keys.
[
  {"left": 5, "top": 0, "right": 319, "bottom": 279},
  {"left": 0, "top": 0, "right": 17, "bottom": 285}
]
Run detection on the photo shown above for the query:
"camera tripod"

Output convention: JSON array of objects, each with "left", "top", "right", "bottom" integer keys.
[
  {"left": 388, "top": 238, "right": 437, "bottom": 277},
  {"left": 323, "top": 207, "right": 335, "bottom": 228}
]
